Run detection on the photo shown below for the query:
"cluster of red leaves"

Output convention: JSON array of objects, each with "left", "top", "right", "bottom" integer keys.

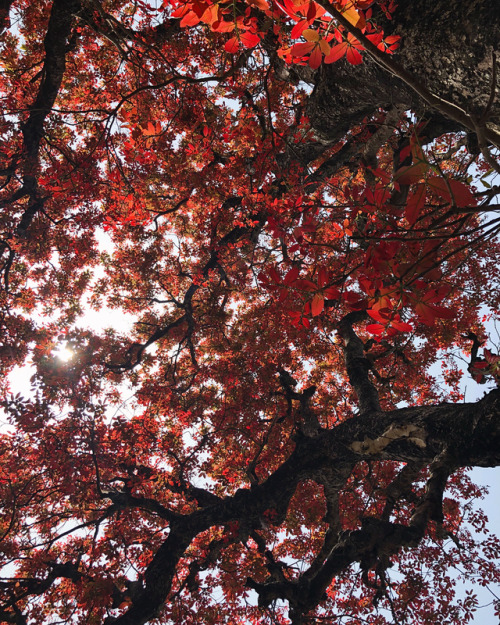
[{"left": 166, "top": 0, "right": 401, "bottom": 69}]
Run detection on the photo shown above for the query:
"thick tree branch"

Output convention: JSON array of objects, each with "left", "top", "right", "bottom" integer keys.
[
  {"left": 338, "top": 311, "right": 381, "bottom": 414},
  {"left": 2, "top": 388, "right": 498, "bottom": 625},
  {"left": 0, "top": 0, "right": 80, "bottom": 276},
  {"left": 102, "top": 388, "right": 500, "bottom": 625},
  {"left": 22, "top": 0, "right": 81, "bottom": 161},
  {"left": 0, "top": 0, "right": 13, "bottom": 34}
]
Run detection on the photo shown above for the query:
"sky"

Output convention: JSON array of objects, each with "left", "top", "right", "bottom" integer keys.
[
  {"left": 427, "top": 318, "right": 500, "bottom": 624},
  {"left": 463, "top": 467, "right": 500, "bottom": 623}
]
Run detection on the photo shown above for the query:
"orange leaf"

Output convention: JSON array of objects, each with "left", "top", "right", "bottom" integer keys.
[
  {"left": 212, "top": 19, "right": 234, "bottom": 32},
  {"left": 118, "top": 600, "right": 133, "bottom": 609},
  {"left": 303, "top": 28, "right": 320, "bottom": 42},
  {"left": 319, "top": 39, "right": 331, "bottom": 55},
  {"left": 340, "top": 2, "right": 365, "bottom": 28},
  {"left": 180, "top": 11, "right": 201, "bottom": 26},
  {"left": 201, "top": 4, "right": 219, "bottom": 25},
  {"left": 247, "top": 0, "right": 269, "bottom": 9}
]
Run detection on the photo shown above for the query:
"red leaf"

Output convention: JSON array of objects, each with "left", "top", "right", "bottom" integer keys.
[
  {"left": 430, "top": 304, "right": 456, "bottom": 319},
  {"left": 317, "top": 267, "right": 328, "bottom": 288},
  {"left": 391, "top": 320, "right": 413, "bottom": 333},
  {"left": 346, "top": 46, "right": 363, "bottom": 65},
  {"left": 324, "top": 42, "right": 347, "bottom": 63},
  {"left": 427, "top": 176, "right": 476, "bottom": 208},
  {"left": 343, "top": 291, "right": 368, "bottom": 309},
  {"left": 405, "top": 182, "right": 426, "bottom": 225},
  {"left": 367, "top": 308, "right": 385, "bottom": 322},
  {"left": 367, "top": 323, "right": 385, "bottom": 335},
  {"left": 180, "top": 11, "right": 201, "bottom": 26},
  {"left": 268, "top": 266, "right": 281, "bottom": 283},
  {"left": 484, "top": 348, "right": 500, "bottom": 365},
  {"left": 311, "top": 293, "right": 324, "bottom": 316},
  {"left": 291, "top": 41, "right": 315, "bottom": 57},
  {"left": 427, "top": 176, "right": 451, "bottom": 202},
  {"left": 239, "top": 31, "right": 261, "bottom": 49},
  {"left": 447, "top": 179, "right": 476, "bottom": 207},
  {"left": 414, "top": 302, "right": 434, "bottom": 325},
  {"left": 284, "top": 266, "right": 300, "bottom": 285},
  {"left": 396, "top": 162, "right": 428, "bottom": 185},
  {"left": 415, "top": 300, "right": 456, "bottom": 324},
  {"left": 324, "top": 286, "right": 340, "bottom": 299},
  {"left": 258, "top": 271, "right": 269, "bottom": 286},
  {"left": 306, "top": 1, "right": 318, "bottom": 21},
  {"left": 224, "top": 36, "right": 239, "bottom": 53},
  {"left": 308, "top": 46, "right": 323, "bottom": 69},
  {"left": 172, "top": 4, "right": 191, "bottom": 18},
  {"left": 295, "top": 278, "right": 318, "bottom": 291},
  {"left": 291, "top": 20, "right": 308, "bottom": 39}
]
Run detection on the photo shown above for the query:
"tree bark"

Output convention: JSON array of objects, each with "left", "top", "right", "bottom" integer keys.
[{"left": 293, "top": 0, "right": 500, "bottom": 157}]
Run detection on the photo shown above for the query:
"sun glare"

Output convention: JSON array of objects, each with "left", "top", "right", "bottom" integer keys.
[{"left": 53, "top": 344, "right": 73, "bottom": 362}]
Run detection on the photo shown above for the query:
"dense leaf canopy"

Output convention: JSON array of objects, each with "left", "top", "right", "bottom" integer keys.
[{"left": 0, "top": 1, "right": 499, "bottom": 624}]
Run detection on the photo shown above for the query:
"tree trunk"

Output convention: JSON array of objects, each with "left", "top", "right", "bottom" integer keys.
[{"left": 299, "top": 0, "right": 500, "bottom": 152}]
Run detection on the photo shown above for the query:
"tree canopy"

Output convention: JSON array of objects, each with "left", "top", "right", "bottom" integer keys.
[{"left": 0, "top": 0, "right": 499, "bottom": 624}]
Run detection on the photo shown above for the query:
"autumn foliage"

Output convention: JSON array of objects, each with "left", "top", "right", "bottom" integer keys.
[{"left": 0, "top": 0, "right": 499, "bottom": 624}]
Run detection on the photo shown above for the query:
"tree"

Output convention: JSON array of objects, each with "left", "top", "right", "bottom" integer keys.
[{"left": 0, "top": 0, "right": 499, "bottom": 623}]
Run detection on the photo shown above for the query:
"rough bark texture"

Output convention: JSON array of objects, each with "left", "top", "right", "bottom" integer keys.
[{"left": 293, "top": 0, "right": 500, "bottom": 162}]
